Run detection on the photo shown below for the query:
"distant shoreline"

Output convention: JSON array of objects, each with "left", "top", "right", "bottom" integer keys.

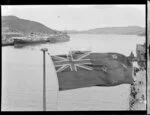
[
  {"left": 68, "top": 33, "right": 145, "bottom": 36},
  {"left": 66, "top": 26, "right": 145, "bottom": 36}
]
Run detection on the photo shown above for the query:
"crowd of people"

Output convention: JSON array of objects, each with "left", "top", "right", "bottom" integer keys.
[{"left": 129, "top": 66, "right": 146, "bottom": 110}]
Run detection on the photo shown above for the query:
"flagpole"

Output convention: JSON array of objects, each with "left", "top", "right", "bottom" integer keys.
[{"left": 41, "top": 48, "right": 48, "bottom": 111}]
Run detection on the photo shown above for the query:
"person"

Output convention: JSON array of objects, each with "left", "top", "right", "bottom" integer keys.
[
  {"left": 138, "top": 81, "right": 143, "bottom": 85},
  {"left": 141, "top": 94, "right": 144, "bottom": 101},
  {"left": 134, "top": 67, "right": 140, "bottom": 76},
  {"left": 131, "top": 86, "right": 137, "bottom": 99},
  {"left": 133, "top": 67, "right": 136, "bottom": 76}
]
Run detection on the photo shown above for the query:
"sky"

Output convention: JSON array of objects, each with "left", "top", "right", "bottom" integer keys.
[{"left": 2, "top": 5, "right": 145, "bottom": 31}]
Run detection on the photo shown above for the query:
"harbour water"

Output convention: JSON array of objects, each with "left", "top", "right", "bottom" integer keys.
[{"left": 2, "top": 34, "right": 145, "bottom": 111}]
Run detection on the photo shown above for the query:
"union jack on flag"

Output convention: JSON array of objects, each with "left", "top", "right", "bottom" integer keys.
[{"left": 51, "top": 51, "right": 93, "bottom": 73}]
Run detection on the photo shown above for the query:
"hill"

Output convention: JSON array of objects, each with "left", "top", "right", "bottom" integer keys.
[
  {"left": 67, "top": 26, "right": 145, "bottom": 35},
  {"left": 2, "top": 15, "right": 61, "bottom": 34}
]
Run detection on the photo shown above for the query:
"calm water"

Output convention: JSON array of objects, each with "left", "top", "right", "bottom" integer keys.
[{"left": 2, "top": 34, "right": 145, "bottom": 111}]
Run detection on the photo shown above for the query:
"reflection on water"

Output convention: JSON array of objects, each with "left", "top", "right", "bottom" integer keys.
[{"left": 2, "top": 34, "right": 145, "bottom": 111}]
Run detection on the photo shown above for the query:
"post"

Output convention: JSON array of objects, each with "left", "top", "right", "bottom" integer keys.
[{"left": 41, "top": 48, "right": 48, "bottom": 111}]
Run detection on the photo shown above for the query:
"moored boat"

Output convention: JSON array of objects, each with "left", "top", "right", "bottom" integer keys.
[
  {"left": 12, "top": 33, "right": 70, "bottom": 48},
  {"left": 13, "top": 38, "right": 48, "bottom": 48}
]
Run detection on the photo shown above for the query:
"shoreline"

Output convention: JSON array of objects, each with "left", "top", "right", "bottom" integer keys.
[
  {"left": 2, "top": 43, "right": 14, "bottom": 46},
  {"left": 2, "top": 34, "right": 70, "bottom": 48}
]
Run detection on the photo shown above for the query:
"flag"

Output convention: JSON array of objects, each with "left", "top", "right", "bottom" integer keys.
[{"left": 50, "top": 51, "right": 134, "bottom": 91}]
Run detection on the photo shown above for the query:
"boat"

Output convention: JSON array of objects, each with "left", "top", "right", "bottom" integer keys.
[
  {"left": 13, "top": 34, "right": 70, "bottom": 48},
  {"left": 13, "top": 38, "right": 48, "bottom": 48}
]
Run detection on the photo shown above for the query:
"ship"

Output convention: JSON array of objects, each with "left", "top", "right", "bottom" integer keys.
[
  {"left": 13, "top": 34, "right": 70, "bottom": 48},
  {"left": 13, "top": 37, "right": 48, "bottom": 48}
]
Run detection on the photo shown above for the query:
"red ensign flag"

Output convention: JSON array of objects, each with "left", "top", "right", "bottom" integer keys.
[{"left": 50, "top": 51, "right": 134, "bottom": 91}]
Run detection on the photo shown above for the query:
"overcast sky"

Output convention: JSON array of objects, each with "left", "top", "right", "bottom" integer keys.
[{"left": 2, "top": 5, "right": 145, "bottom": 31}]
